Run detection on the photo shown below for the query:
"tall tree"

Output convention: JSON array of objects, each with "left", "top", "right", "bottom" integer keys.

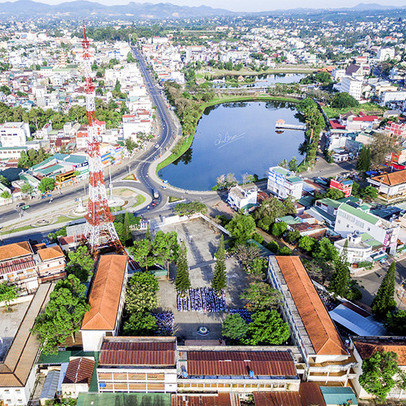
[
  {"left": 225, "top": 214, "right": 256, "bottom": 244},
  {"left": 359, "top": 351, "right": 400, "bottom": 401},
  {"left": 357, "top": 145, "right": 371, "bottom": 172},
  {"left": 123, "top": 312, "right": 157, "bottom": 336},
  {"left": 212, "top": 235, "right": 227, "bottom": 295},
  {"left": 240, "top": 282, "right": 281, "bottom": 311},
  {"left": 125, "top": 272, "right": 159, "bottom": 313},
  {"left": 67, "top": 246, "right": 94, "bottom": 282},
  {"left": 372, "top": 261, "right": 397, "bottom": 318},
  {"left": 32, "top": 275, "right": 89, "bottom": 354},
  {"left": 175, "top": 241, "right": 191, "bottom": 296},
  {"left": 0, "top": 282, "right": 18, "bottom": 311},
  {"left": 329, "top": 260, "right": 350, "bottom": 298},
  {"left": 123, "top": 212, "right": 131, "bottom": 244},
  {"left": 152, "top": 231, "right": 179, "bottom": 272},
  {"left": 370, "top": 132, "right": 401, "bottom": 167},
  {"left": 222, "top": 314, "right": 248, "bottom": 342}
]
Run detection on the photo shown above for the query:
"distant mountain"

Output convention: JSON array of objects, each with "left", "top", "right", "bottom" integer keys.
[
  {"left": 0, "top": 0, "right": 235, "bottom": 19},
  {"left": 351, "top": 3, "right": 400, "bottom": 10}
]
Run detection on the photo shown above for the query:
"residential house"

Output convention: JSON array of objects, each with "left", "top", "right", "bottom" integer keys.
[
  {"left": 81, "top": 255, "right": 128, "bottom": 351},
  {"left": 368, "top": 169, "right": 406, "bottom": 202},
  {"left": 330, "top": 178, "right": 353, "bottom": 198},
  {"left": 268, "top": 256, "right": 356, "bottom": 385},
  {"left": 97, "top": 337, "right": 177, "bottom": 393},
  {"left": 227, "top": 184, "right": 258, "bottom": 211},
  {"left": 333, "top": 232, "right": 374, "bottom": 265},
  {"left": 61, "top": 357, "right": 95, "bottom": 398},
  {"left": 267, "top": 166, "right": 303, "bottom": 200},
  {"left": 36, "top": 245, "right": 66, "bottom": 283}
]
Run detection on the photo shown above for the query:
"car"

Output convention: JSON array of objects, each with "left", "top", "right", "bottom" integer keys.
[
  {"left": 154, "top": 143, "right": 159, "bottom": 149},
  {"left": 161, "top": 185, "right": 167, "bottom": 189},
  {"left": 151, "top": 202, "right": 157, "bottom": 207},
  {"left": 16, "top": 202, "right": 24, "bottom": 208},
  {"left": 146, "top": 205, "right": 151, "bottom": 210},
  {"left": 21, "top": 205, "right": 30, "bottom": 210}
]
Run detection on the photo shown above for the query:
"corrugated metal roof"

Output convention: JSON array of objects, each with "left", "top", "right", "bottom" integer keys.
[
  {"left": 99, "top": 350, "right": 175, "bottom": 366},
  {"left": 77, "top": 393, "right": 171, "bottom": 406},
  {"left": 40, "top": 370, "right": 60, "bottom": 400},
  {"left": 171, "top": 393, "right": 238, "bottom": 406},
  {"left": 63, "top": 357, "right": 95, "bottom": 385},
  {"left": 102, "top": 341, "right": 175, "bottom": 352},
  {"left": 253, "top": 392, "right": 301, "bottom": 406},
  {"left": 320, "top": 386, "right": 357, "bottom": 405}
]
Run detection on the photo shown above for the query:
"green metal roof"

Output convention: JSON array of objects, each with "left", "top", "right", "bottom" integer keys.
[
  {"left": 77, "top": 393, "right": 172, "bottom": 406},
  {"left": 320, "top": 386, "right": 357, "bottom": 405},
  {"left": 298, "top": 195, "right": 314, "bottom": 208},
  {"left": 65, "top": 155, "right": 87, "bottom": 164},
  {"left": 317, "top": 198, "right": 341, "bottom": 209},
  {"left": 361, "top": 233, "right": 383, "bottom": 248},
  {"left": 0, "top": 146, "right": 27, "bottom": 151},
  {"left": 278, "top": 215, "right": 301, "bottom": 225},
  {"left": 38, "top": 350, "right": 99, "bottom": 365},
  {"left": 37, "top": 164, "right": 64, "bottom": 176},
  {"left": 30, "top": 156, "right": 55, "bottom": 171},
  {"left": 339, "top": 203, "right": 379, "bottom": 225}
]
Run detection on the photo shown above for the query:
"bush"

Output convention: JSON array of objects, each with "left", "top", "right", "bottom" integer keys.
[
  {"left": 252, "top": 232, "right": 264, "bottom": 244},
  {"left": 279, "top": 246, "right": 292, "bottom": 256},
  {"left": 267, "top": 241, "right": 279, "bottom": 254},
  {"left": 331, "top": 92, "right": 359, "bottom": 108}
]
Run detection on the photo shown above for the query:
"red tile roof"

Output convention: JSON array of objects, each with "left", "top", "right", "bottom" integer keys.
[
  {"left": 275, "top": 256, "right": 347, "bottom": 356},
  {"left": 353, "top": 338, "right": 406, "bottom": 365},
  {"left": 81, "top": 255, "right": 127, "bottom": 331},
  {"left": 37, "top": 246, "right": 64, "bottom": 261},
  {"left": 62, "top": 357, "right": 95, "bottom": 385},
  {"left": 253, "top": 392, "right": 301, "bottom": 406},
  {"left": 371, "top": 170, "right": 406, "bottom": 186},
  {"left": 187, "top": 351, "right": 296, "bottom": 377},
  {"left": 329, "top": 119, "right": 346, "bottom": 130},
  {"left": 0, "top": 241, "right": 32, "bottom": 262}
]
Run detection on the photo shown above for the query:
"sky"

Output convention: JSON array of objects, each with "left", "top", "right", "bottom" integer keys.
[{"left": 1, "top": 0, "right": 406, "bottom": 12}]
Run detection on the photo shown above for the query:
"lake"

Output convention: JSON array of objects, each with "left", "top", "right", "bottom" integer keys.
[{"left": 159, "top": 101, "right": 305, "bottom": 191}]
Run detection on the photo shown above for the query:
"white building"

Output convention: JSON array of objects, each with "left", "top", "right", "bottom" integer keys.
[
  {"left": 227, "top": 184, "right": 258, "bottom": 211},
  {"left": 80, "top": 255, "right": 128, "bottom": 352},
  {"left": 381, "top": 90, "right": 406, "bottom": 105},
  {"left": 340, "top": 76, "right": 363, "bottom": 101},
  {"left": 267, "top": 166, "right": 303, "bottom": 200},
  {"left": 0, "top": 122, "right": 29, "bottom": 147},
  {"left": 334, "top": 203, "right": 399, "bottom": 255},
  {"left": 334, "top": 232, "right": 373, "bottom": 265},
  {"left": 377, "top": 47, "right": 395, "bottom": 62},
  {"left": 368, "top": 169, "right": 406, "bottom": 203}
]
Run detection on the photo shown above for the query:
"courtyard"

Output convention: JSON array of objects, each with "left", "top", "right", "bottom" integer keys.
[{"left": 156, "top": 218, "right": 250, "bottom": 341}]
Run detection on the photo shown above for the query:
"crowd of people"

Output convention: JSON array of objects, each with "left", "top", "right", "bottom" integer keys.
[
  {"left": 153, "top": 312, "right": 174, "bottom": 335},
  {"left": 177, "top": 288, "right": 227, "bottom": 312}
]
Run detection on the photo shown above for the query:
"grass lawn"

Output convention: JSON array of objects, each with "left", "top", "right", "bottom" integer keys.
[
  {"left": 323, "top": 102, "right": 386, "bottom": 119},
  {"left": 132, "top": 194, "right": 146, "bottom": 208},
  {"left": 169, "top": 196, "right": 183, "bottom": 203},
  {"left": 0, "top": 224, "right": 33, "bottom": 235}
]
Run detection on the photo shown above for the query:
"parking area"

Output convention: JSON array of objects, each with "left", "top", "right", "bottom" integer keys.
[
  {"left": 0, "top": 299, "right": 31, "bottom": 361},
  {"left": 157, "top": 218, "right": 249, "bottom": 341}
]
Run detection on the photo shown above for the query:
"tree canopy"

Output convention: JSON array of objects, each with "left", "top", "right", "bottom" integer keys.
[
  {"left": 123, "top": 312, "right": 157, "bottom": 336},
  {"left": 372, "top": 261, "right": 397, "bottom": 319},
  {"left": 175, "top": 241, "right": 191, "bottom": 295},
  {"left": 331, "top": 92, "right": 359, "bottom": 108},
  {"left": 222, "top": 314, "right": 248, "bottom": 341},
  {"left": 125, "top": 272, "right": 159, "bottom": 313},
  {"left": 212, "top": 235, "right": 227, "bottom": 295},
  {"left": 38, "top": 177, "right": 56, "bottom": 194},
  {"left": 225, "top": 214, "right": 256, "bottom": 244},
  {"left": 240, "top": 282, "right": 281, "bottom": 311},
  {"left": 0, "top": 282, "right": 18, "bottom": 311}
]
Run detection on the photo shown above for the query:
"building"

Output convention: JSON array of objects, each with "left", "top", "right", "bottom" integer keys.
[
  {"left": 61, "top": 357, "right": 95, "bottom": 398},
  {"left": 381, "top": 90, "right": 406, "bottom": 105},
  {"left": 177, "top": 346, "right": 300, "bottom": 394},
  {"left": 0, "top": 122, "right": 29, "bottom": 148},
  {"left": 340, "top": 76, "right": 362, "bottom": 101},
  {"left": 97, "top": 337, "right": 177, "bottom": 393},
  {"left": 268, "top": 256, "right": 356, "bottom": 385},
  {"left": 81, "top": 254, "right": 128, "bottom": 351},
  {"left": 0, "top": 283, "right": 54, "bottom": 406},
  {"left": 227, "top": 184, "right": 258, "bottom": 211},
  {"left": 267, "top": 166, "right": 303, "bottom": 200},
  {"left": 351, "top": 337, "right": 406, "bottom": 400},
  {"left": 368, "top": 169, "right": 406, "bottom": 203},
  {"left": 334, "top": 232, "right": 373, "bottom": 265},
  {"left": 330, "top": 178, "right": 353, "bottom": 198},
  {"left": 377, "top": 47, "right": 395, "bottom": 62},
  {"left": 334, "top": 203, "right": 399, "bottom": 254},
  {"left": 36, "top": 245, "right": 66, "bottom": 284}
]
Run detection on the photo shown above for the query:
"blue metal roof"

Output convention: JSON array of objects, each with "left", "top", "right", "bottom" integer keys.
[
  {"left": 40, "top": 370, "right": 60, "bottom": 400},
  {"left": 320, "top": 386, "right": 357, "bottom": 405}
]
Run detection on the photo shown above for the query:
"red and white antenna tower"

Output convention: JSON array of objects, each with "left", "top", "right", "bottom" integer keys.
[{"left": 81, "top": 24, "right": 122, "bottom": 255}]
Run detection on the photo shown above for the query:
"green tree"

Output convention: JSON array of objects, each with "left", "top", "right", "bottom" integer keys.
[
  {"left": 175, "top": 241, "right": 191, "bottom": 296},
  {"left": 0, "top": 175, "right": 10, "bottom": 187},
  {"left": 313, "top": 238, "right": 339, "bottom": 262},
  {"left": 0, "top": 85, "right": 11, "bottom": 95},
  {"left": 0, "top": 282, "right": 18, "bottom": 311},
  {"left": 127, "top": 51, "right": 136, "bottom": 63},
  {"left": 123, "top": 312, "right": 157, "bottom": 336},
  {"left": 357, "top": 145, "right": 371, "bottom": 172},
  {"left": 125, "top": 272, "right": 159, "bottom": 313},
  {"left": 288, "top": 156, "right": 298, "bottom": 172},
  {"left": 330, "top": 260, "right": 350, "bottom": 297},
  {"left": 331, "top": 92, "right": 359, "bottom": 108},
  {"left": 38, "top": 177, "right": 56, "bottom": 193},
  {"left": 370, "top": 131, "right": 401, "bottom": 167},
  {"left": 152, "top": 231, "right": 179, "bottom": 273},
  {"left": 325, "top": 188, "right": 345, "bottom": 200},
  {"left": 240, "top": 282, "right": 281, "bottom": 311},
  {"left": 285, "top": 230, "right": 301, "bottom": 244},
  {"left": 242, "top": 310, "right": 290, "bottom": 346},
  {"left": 20, "top": 182, "right": 33, "bottom": 195},
  {"left": 0, "top": 190, "right": 11, "bottom": 199},
  {"left": 174, "top": 201, "right": 207, "bottom": 216},
  {"left": 122, "top": 212, "right": 131, "bottom": 245},
  {"left": 254, "top": 197, "right": 287, "bottom": 230},
  {"left": 226, "top": 214, "right": 256, "bottom": 244},
  {"left": 125, "top": 138, "right": 137, "bottom": 153},
  {"left": 279, "top": 246, "right": 292, "bottom": 255},
  {"left": 386, "top": 310, "right": 406, "bottom": 335},
  {"left": 67, "top": 246, "right": 94, "bottom": 280},
  {"left": 372, "top": 261, "right": 397, "bottom": 318},
  {"left": 271, "top": 222, "right": 287, "bottom": 237},
  {"left": 360, "top": 185, "right": 378, "bottom": 200},
  {"left": 222, "top": 314, "right": 248, "bottom": 341},
  {"left": 267, "top": 241, "right": 279, "bottom": 254},
  {"left": 131, "top": 227, "right": 155, "bottom": 271},
  {"left": 212, "top": 235, "right": 227, "bottom": 295},
  {"left": 359, "top": 351, "right": 400, "bottom": 401},
  {"left": 32, "top": 275, "right": 89, "bottom": 354},
  {"left": 298, "top": 236, "right": 316, "bottom": 252}
]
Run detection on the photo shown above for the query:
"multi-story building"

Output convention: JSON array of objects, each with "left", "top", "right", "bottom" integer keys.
[
  {"left": 368, "top": 169, "right": 406, "bottom": 203},
  {"left": 267, "top": 166, "right": 303, "bottom": 200},
  {"left": 330, "top": 178, "right": 353, "bottom": 198},
  {"left": 36, "top": 245, "right": 66, "bottom": 283},
  {"left": 177, "top": 347, "right": 300, "bottom": 394},
  {"left": 81, "top": 254, "right": 128, "bottom": 351},
  {"left": 334, "top": 203, "right": 400, "bottom": 254},
  {"left": 97, "top": 337, "right": 177, "bottom": 393},
  {"left": 340, "top": 76, "right": 363, "bottom": 101},
  {"left": 268, "top": 256, "right": 356, "bottom": 386},
  {"left": 377, "top": 47, "right": 395, "bottom": 62},
  {"left": 0, "top": 122, "right": 29, "bottom": 148},
  {"left": 227, "top": 184, "right": 258, "bottom": 211},
  {"left": 334, "top": 232, "right": 373, "bottom": 265}
]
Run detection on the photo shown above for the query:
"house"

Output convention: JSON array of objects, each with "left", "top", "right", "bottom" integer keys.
[
  {"left": 267, "top": 166, "right": 303, "bottom": 200},
  {"left": 368, "top": 169, "right": 406, "bottom": 203},
  {"left": 81, "top": 255, "right": 128, "bottom": 351},
  {"left": 268, "top": 256, "right": 356, "bottom": 385},
  {"left": 177, "top": 347, "right": 299, "bottom": 394},
  {"left": 330, "top": 178, "right": 353, "bottom": 198},
  {"left": 333, "top": 232, "right": 373, "bottom": 265},
  {"left": 0, "top": 283, "right": 54, "bottom": 406},
  {"left": 36, "top": 245, "right": 66, "bottom": 283},
  {"left": 334, "top": 203, "right": 400, "bottom": 254},
  {"left": 351, "top": 337, "right": 406, "bottom": 400},
  {"left": 0, "top": 122, "right": 29, "bottom": 147},
  {"left": 61, "top": 357, "right": 95, "bottom": 398},
  {"left": 227, "top": 184, "right": 258, "bottom": 211},
  {"left": 97, "top": 337, "right": 177, "bottom": 393}
]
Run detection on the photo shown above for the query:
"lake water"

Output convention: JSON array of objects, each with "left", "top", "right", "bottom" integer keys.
[{"left": 159, "top": 101, "right": 305, "bottom": 191}]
